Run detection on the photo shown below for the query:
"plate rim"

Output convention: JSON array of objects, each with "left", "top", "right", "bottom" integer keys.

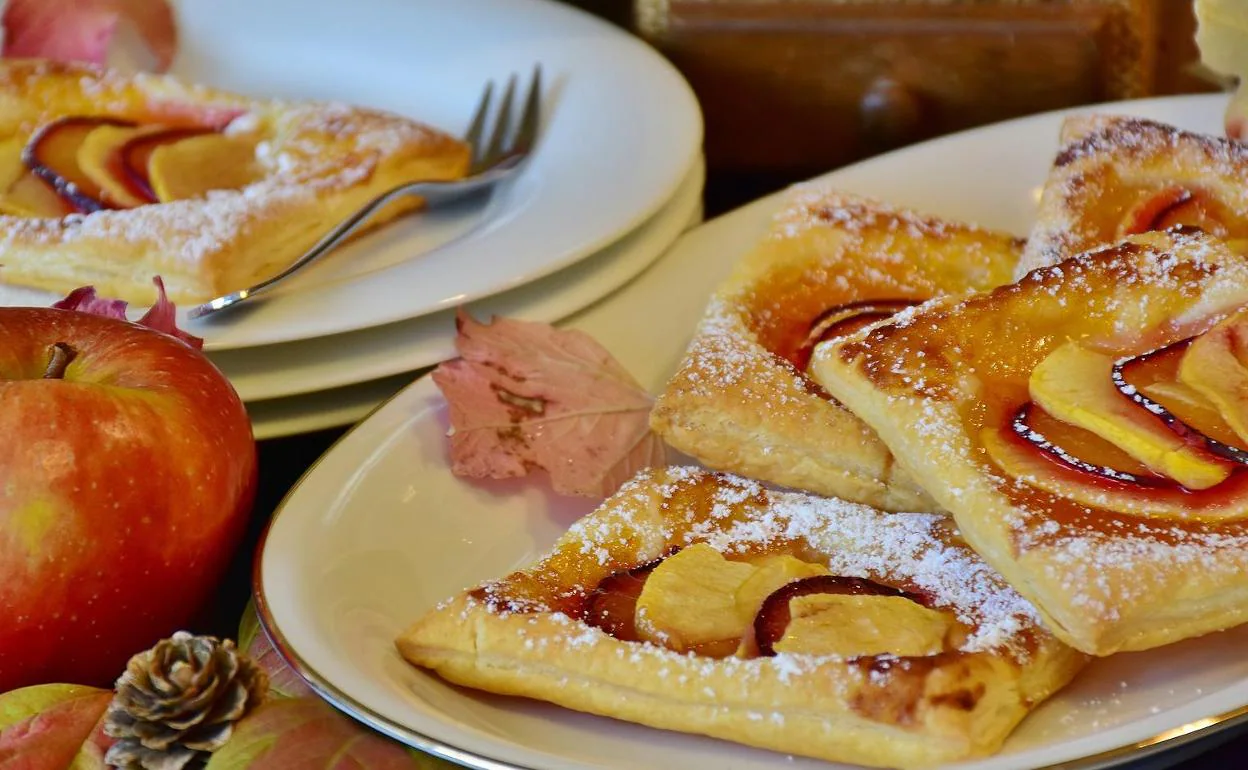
[{"left": 252, "top": 90, "right": 1248, "bottom": 770}]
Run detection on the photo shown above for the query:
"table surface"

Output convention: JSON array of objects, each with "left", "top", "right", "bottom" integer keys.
[{"left": 206, "top": 173, "right": 1248, "bottom": 770}]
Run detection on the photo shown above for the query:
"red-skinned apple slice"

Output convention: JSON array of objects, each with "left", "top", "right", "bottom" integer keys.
[
  {"left": 22, "top": 116, "right": 136, "bottom": 213},
  {"left": 0, "top": 171, "right": 76, "bottom": 218},
  {"left": 793, "top": 299, "right": 918, "bottom": 371},
  {"left": 583, "top": 560, "right": 661, "bottom": 642},
  {"left": 1030, "top": 339, "right": 1233, "bottom": 489},
  {"left": 1179, "top": 313, "right": 1248, "bottom": 448},
  {"left": 77, "top": 123, "right": 167, "bottom": 207},
  {"left": 981, "top": 403, "right": 1248, "bottom": 520},
  {"left": 1112, "top": 341, "right": 1248, "bottom": 465},
  {"left": 0, "top": 136, "right": 72, "bottom": 217},
  {"left": 120, "top": 126, "right": 215, "bottom": 202},
  {"left": 753, "top": 574, "right": 915, "bottom": 656},
  {"left": 1118, "top": 186, "right": 1229, "bottom": 237},
  {"left": 148, "top": 132, "right": 260, "bottom": 202}
]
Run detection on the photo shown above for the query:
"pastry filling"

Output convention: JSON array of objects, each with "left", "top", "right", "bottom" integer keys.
[
  {"left": 582, "top": 543, "right": 959, "bottom": 660},
  {"left": 1, "top": 114, "right": 259, "bottom": 217},
  {"left": 981, "top": 311, "right": 1248, "bottom": 518},
  {"left": 1116, "top": 186, "right": 1231, "bottom": 239},
  {"left": 792, "top": 299, "right": 919, "bottom": 374}
]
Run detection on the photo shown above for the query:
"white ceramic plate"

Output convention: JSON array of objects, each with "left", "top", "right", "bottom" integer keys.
[
  {"left": 0, "top": 0, "right": 702, "bottom": 352},
  {"left": 256, "top": 94, "right": 1248, "bottom": 770},
  {"left": 246, "top": 373, "right": 416, "bottom": 442},
  {"left": 213, "top": 158, "right": 704, "bottom": 403}
]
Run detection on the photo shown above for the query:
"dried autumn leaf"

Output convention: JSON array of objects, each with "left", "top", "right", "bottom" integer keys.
[
  {"left": 52, "top": 276, "right": 204, "bottom": 350},
  {"left": 432, "top": 309, "right": 667, "bottom": 498},
  {"left": 203, "top": 697, "right": 455, "bottom": 770},
  {"left": 237, "top": 600, "right": 315, "bottom": 699},
  {"left": 0, "top": 683, "right": 113, "bottom": 769},
  {"left": 2, "top": 0, "right": 178, "bottom": 72}
]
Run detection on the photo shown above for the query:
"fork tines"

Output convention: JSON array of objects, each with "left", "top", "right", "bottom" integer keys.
[{"left": 465, "top": 65, "right": 542, "bottom": 174}]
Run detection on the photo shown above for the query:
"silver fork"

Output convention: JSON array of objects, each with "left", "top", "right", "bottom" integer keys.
[{"left": 187, "top": 66, "right": 543, "bottom": 320}]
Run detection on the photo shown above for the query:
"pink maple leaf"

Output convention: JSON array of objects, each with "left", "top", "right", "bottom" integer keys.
[
  {"left": 53, "top": 276, "right": 203, "bottom": 350},
  {"left": 432, "top": 309, "right": 667, "bottom": 498},
  {"left": 2, "top": 0, "right": 178, "bottom": 72}
]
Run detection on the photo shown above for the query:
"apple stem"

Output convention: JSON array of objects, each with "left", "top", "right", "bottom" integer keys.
[{"left": 43, "top": 343, "right": 77, "bottom": 379}]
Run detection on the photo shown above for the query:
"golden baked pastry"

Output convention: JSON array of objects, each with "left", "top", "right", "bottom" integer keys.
[
  {"left": 650, "top": 186, "right": 1022, "bottom": 512},
  {"left": 1017, "top": 113, "right": 1248, "bottom": 277},
  {"left": 0, "top": 59, "right": 470, "bottom": 304},
  {"left": 810, "top": 228, "right": 1248, "bottom": 656},
  {"left": 397, "top": 466, "right": 1086, "bottom": 769}
]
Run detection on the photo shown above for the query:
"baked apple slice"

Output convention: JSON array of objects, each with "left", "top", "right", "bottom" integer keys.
[
  {"left": 147, "top": 132, "right": 260, "bottom": 201},
  {"left": 76, "top": 123, "right": 166, "bottom": 207},
  {"left": 119, "top": 126, "right": 215, "bottom": 202},
  {"left": 1180, "top": 310, "right": 1248, "bottom": 446},
  {"left": 633, "top": 543, "right": 759, "bottom": 657},
  {"left": 583, "top": 561, "right": 659, "bottom": 642},
  {"left": 752, "top": 575, "right": 940, "bottom": 657},
  {"left": 0, "top": 137, "right": 70, "bottom": 217},
  {"left": 1117, "top": 186, "right": 1229, "bottom": 238},
  {"left": 980, "top": 403, "right": 1248, "bottom": 520},
  {"left": 1029, "top": 339, "right": 1233, "bottom": 489},
  {"left": 793, "top": 300, "right": 918, "bottom": 371},
  {"left": 22, "top": 116, "right": 137, "bottom": 212}
]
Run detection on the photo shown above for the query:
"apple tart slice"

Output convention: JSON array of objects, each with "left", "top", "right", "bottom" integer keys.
[
  {"left": 1017, "top": 114, "right": 1248, "bottom": 277},
  {"left": 0, "top": 59, "right": 470, "bottom": 304},
  {"left": 810, "top": 228, "right": 1248, "bottom": 656},
  {"left": 397, "top": 466, "right": 1086, "bottom": 769},
  {"left": 650, "top": 186, "right": 1022, "bottom": 512}
]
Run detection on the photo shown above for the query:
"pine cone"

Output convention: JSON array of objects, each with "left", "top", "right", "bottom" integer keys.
[{"left": 103, "top": 631, "right": 269, "bottom": 770}]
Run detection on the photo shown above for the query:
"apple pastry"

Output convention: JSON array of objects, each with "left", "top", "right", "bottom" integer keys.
[
  {"left": 1017, "top": 113, "right": 1248, "bottom": 277},
  {"left": 0, "top": 59, "right": 470, "bottom": 304},
  {"left": 810, "top": 228, "right": 1248, "bottom": 656},
  {"left": 650, "top": 186, "right": 1022, "bottom": 512},
  {"left": 397, "top": 466, "right": 1086, "bottom": 769}
]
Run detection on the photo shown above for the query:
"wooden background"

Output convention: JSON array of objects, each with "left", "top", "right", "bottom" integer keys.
[{"left": 557, "top": 0, "right": 1219, "bottom": 210}]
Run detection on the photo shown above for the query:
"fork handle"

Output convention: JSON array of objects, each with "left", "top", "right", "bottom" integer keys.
[{"left": 190, "top": 165, "right": 518, "bottom": 317}]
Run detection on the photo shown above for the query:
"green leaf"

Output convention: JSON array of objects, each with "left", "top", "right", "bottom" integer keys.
[
  {"left": 238, "top": 598, "right": 262, "bottom": 653},
  {"left": 205, "top": 698, "right": 457, "bottom": 769},
  {"left": 0, "top": 684, "right": 113, "bottom": 769},
  {"left": 237, "top": 601, "right": 314, "bottom": 699}
]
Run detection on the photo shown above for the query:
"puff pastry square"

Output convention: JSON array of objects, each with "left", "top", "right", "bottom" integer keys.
[
  {"left": 650, "top": 186, "right": 1022, "bottom": 512},
  {"left": 1017, "top": 114, "right": 1248, "bottom": 277},
  {"left": 811, "top": 229, "right": 1248, "bottom": 656},
  {"left": 0, "top": 60, "right": 470, "bottom": 304},
  {"left": 397, "top": 466, "right": 1085, "bottom": 769}
]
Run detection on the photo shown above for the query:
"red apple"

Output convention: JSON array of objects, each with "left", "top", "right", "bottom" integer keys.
[{"left": 0, "top": 308, "right": 257, "bottom": 691}]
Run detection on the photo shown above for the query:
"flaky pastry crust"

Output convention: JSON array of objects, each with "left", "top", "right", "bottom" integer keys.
[
  {"left": 650, "top": 187, "right": 1021, "bottom": 512},
  {"left": 812, "top": 229, "right": 1248, "bottom": 655},
  {"left": 1017, "top": 114, "right": 1248, "bottom": 277},
  {"left": 397, "top": 466, "right": 1085, "bottom": 769},
  {"left": 0, "top": 59, "right": 470, "bottom": 304}
]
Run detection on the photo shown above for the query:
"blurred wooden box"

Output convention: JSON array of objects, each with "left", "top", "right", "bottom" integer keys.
[{"left": 632, "top": 0, "right": 1180, "bottom": 174}]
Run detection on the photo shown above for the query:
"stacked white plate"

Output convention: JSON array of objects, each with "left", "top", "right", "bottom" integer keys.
[{"left": 0, "top": 0, "right": 705, "bottom": 440}]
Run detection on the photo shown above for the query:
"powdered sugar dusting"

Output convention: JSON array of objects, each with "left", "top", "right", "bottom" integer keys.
[
  {"left": 499, "top": 466, "right": 1043, "bottom": 660},
  {"left": 1019, "top": 113, "right": 1248, "bottom": 277},
  {"left": 825, "top": 226, "right": 1248, "bottom": 636},
  {"left": 672, "top": 295, "right": 809, "bottom": 404}
]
